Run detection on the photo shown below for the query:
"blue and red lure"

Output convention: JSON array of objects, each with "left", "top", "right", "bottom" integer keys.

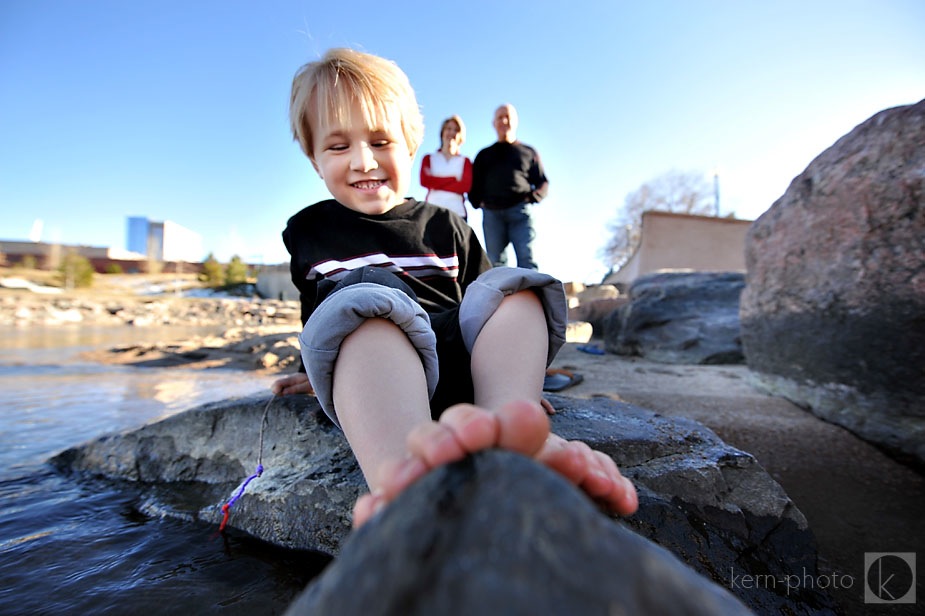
[{"left": 218, "top": 394, "right": 275, "bottom": 532}]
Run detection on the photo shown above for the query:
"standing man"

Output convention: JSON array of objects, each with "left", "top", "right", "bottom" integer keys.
[{"left": 469, "top": 104, "right": 549, "bottom": 269}]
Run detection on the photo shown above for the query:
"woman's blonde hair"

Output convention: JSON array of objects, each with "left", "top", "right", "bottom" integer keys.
[
  {"left": 290, "top": 48, "right": 424, "bottom": 160},
  {"left": 439, "top": 115, "right": 466, "bottom": 148}
]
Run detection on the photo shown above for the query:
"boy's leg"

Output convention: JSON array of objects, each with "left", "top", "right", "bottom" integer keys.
[
  {"left": 469, "top": 288, "right": 630, "bottom": 496},
  {"left": 352, "top": 288, "right": 638, "bottom": 527},
  {"left": 470, "top": 289, "right": 547, "bottom": 410},
  {"left": 332, "top": 317, "right": 432, "bottom": 491},
  {"left": 298, "top": 267, "right": 441, "bottom": 490}
]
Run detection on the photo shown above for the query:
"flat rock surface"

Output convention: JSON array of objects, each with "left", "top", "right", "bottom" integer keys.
[
  {"left": 547, "top": 343, "right": 925, "bottom": 616},
  {"left": 71, "top": 322, "right": 925, "bottom": 616}
]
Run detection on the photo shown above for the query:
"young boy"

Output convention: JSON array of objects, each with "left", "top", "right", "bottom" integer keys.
[{"left": 271, "top": 48, "right": 637, "bottom": 527}]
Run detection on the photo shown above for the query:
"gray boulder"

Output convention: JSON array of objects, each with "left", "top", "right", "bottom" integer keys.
[
  {"left": 604, "top": 271, "right": 746, "bottom": 364},
  {"left": 285, "top": 450, "right": 752, "bottom": 616},
  {"left": 52, "top": 393, "right": 837, "bottom": 614},
  {"left": 740, "top": 99, "right": 925, "bottom": 467},
  {"left": 53, "top": 392, "right": 360, "bottom": 553}
]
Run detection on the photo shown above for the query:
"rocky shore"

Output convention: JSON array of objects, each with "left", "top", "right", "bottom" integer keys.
[
  {"left": 6, "top": 284, "right": 918, "bottom": 615},
  {"left": 0, "top": 285, "right": 301, "bottom": 329},
  {"left": 0, "top": 281, "right": 307, "bottom": 371}
]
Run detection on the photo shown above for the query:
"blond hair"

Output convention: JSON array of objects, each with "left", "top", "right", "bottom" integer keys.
[
  {"left": 439, "top": 114, "right": 466, "bottom": 147},
  {"left": 290, "top": 48, "right": 424, "bottom": 160}
]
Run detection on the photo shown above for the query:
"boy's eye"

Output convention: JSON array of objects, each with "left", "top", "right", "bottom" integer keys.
[{"left": 327, "top": 143, "right": 348, "bottom": 151}]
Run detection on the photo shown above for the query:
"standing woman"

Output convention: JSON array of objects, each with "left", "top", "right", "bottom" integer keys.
[{"left": 419, "top": 115, "right": 473, "bottom": 220}]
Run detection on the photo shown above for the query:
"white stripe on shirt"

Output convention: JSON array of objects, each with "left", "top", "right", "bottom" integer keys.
[{"left": 307, "top": 253, "right": 460, "bottom": 281}]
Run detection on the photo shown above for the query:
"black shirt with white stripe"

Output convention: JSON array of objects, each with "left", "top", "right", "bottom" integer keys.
[{"left": 283, "top": 198, "right": 491, "bottom": 327}]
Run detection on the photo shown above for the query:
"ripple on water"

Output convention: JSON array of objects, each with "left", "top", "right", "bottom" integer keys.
[{"left": 0, "top": 325, "right": 326, "bottom": 615}]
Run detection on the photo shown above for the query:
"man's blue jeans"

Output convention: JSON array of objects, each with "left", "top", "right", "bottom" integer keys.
[{"left": 481, "top": 204, "right": 537, "bottom": 270}]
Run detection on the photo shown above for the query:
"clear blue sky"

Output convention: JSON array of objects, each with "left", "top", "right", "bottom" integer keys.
[{"left": 2, "top": 1, "right": 923, "bottom": 283}]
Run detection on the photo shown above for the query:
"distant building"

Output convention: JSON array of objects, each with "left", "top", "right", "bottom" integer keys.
[
  {"left": 0, "top": 239, "right": 148, "bottom": 273},
  {"left": 256, "top": 263, "right": 299, "bottom": 301},
  {"left": 603, "top": 211, "right": 753, "bottom": 288},
  {"left": 126, "top": 217, "right": 204, "bottom": 263},
  {"left": 126, "top": 217, "right": 155, "bottom": 258}
]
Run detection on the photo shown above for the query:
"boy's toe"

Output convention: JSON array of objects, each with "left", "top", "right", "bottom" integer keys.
[
  {"left": 440, "top": 404, "right": 501, "bottom": 453},
  {"left": 407, "top": 421, "right": 468, "bottom": 468},
  {"left": 496, "top": 399, "right": 550, "bottom": 455}
]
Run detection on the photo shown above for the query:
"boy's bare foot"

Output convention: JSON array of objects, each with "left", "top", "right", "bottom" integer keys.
[{"left": 352, "top": 399, "right": 639, "bottom": 527}]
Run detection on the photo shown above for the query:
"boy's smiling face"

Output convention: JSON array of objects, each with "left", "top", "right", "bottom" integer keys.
[{"left": 310, "top": 103, "right": 414, "bottom": 215}]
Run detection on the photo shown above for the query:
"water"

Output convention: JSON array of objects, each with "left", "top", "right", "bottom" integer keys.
[{"left": 0, "top": 326, "right": 329, "bottom": 615}]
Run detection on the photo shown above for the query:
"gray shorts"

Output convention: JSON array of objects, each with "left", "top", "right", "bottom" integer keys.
[{"left": 299, "top": 266, "right": 567, "bottom": 427}]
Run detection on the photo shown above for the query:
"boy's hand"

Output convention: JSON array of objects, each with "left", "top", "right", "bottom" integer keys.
[
  {"left": 271, "top": 373, "right": 315, "bottom": 396},
  {"left": 540, "top": 397, "right": 556, "bottom": 415}
]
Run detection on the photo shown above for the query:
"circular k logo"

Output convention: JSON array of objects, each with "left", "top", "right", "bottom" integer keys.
[{"left": 864, "top": 552, "right": 916, "bottom": 604}]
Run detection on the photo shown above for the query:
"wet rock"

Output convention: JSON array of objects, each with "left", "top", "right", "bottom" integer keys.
[{"left": 51, "top": 393, "right": 837, "bottom": 613}]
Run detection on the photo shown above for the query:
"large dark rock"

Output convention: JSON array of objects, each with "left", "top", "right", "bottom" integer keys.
[
  {"left": 285, "top": 450, "right": 752, "bottom": 616},
  {"left": 604, "top": 271, "right": 746, "bottom": 364},
  {"left": 52, "top": 393, "right": 361, "bottom": 553},
  {"left": 740, "top": 99, "right": 925, "bottom": 467},
  {"left": 51, "top": 393, "right": 838, "bottom": 614}
]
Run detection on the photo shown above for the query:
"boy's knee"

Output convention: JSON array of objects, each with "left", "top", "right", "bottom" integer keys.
[
  {"left": 341, "top": 316, "right": 403, "bottom": 347},
  {"left": 349, "top": 314, "right": 402, "bottom": 332},
  {"left": 299, "top": 281, "right": 439, "bottom": 426},
  {"left": 500, "top": 288, "right": 543, "bottom": 308},
  {"left": 458, "top": 267, "right": 567, "bottom": 365}
]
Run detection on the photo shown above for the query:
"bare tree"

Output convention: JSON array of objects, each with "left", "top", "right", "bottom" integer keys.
[{"left": 600, "top": 169, "right": 714, "bottom": 271}]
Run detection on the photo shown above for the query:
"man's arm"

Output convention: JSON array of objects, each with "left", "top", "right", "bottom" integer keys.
[
  {"left": 528, "top": 149, "right": 549, "bottom": 203},
  {"left": 468, "top": 151, "right": 485, "bottom": 208}
]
